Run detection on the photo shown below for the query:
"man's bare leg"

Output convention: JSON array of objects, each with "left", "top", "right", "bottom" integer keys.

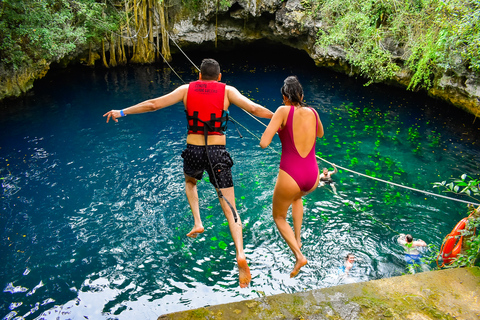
[
  {"left": 185, "top": 174, "right": 204, "bottom": 238},
  {"left": 218, "top": 187, "right": 251, "bottom": 288}
]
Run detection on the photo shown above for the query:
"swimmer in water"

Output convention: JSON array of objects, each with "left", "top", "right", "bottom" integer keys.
[
  {"left": 319, "top": 165, "right": 338, "bottom": 194},
  {"left": 398, "top": 233, "right": 429, "bottom": 273}
]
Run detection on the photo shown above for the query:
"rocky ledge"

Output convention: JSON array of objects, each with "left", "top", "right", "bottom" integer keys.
[{"left": 158, "top": 267, "right": 480, "bottom": 319}]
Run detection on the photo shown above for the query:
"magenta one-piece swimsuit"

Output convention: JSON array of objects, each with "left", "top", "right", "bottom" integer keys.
[{"left": 278, "top": 106, "right": 319, "bottom": 192}]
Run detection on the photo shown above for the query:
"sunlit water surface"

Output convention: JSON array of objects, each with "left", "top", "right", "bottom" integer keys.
[{"left": 1, "top": 44, "right": 480, "bottom": 319}]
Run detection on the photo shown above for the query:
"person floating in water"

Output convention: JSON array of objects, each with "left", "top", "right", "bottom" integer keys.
[
  {"left": 397, "top": 233, "right": 429, "bottom": 273},
  {"left": 338, "top": 253, "right": 355, "bottom": 275},
  {"left": 260, "top": 76, "right": 324, "bottom": 277},
  {"left": 319, "top": 165, "right": 338, "bottom": 194},
  {"left": 103, "top": 58, "right": 273, "bottom": 288}
]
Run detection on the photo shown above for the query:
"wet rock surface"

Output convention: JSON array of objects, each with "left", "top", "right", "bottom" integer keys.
[{"left": 158, "top": 267, "right": 480, "bottom": 320}]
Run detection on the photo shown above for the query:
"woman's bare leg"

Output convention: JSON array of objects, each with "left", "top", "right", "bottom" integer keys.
[
  {"left": 291, "top": 198, "right": 303, "bottom": 248},
  {"left": 292, "top": 173, "right": 319, "bottom": 252},
  {"left": 272, "top": 170, "right": 307, "bottom": 278}
]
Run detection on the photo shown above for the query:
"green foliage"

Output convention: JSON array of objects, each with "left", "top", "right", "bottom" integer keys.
[
  {"left": 0, "top": 0, "right": 123, "bottom": 70},
  {"left": 433, "top": 173, "right": 480, "bottom": 201},
  {"left": 307, "top": 0, "right": 480, "bottom": 89},
  {"left": 180, "top": 0, "right": 231, "bottom": 12},
  {"left": 427, "top": 130, "right": 441, "bottom": 147},
  {"left": 407, "top": 125, "right": 421, "bottom": 143},
  {"left": 218, "top": 0, "right": 232, "bottom": 9},
  {"left": 181, "top": 0, "right": 203, "bottom": 11},
  {"left": 433, "top": 0, "right": 480, "bottom": 73}
]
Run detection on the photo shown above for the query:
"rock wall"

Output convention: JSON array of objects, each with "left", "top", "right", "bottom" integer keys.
[
  {"left": 1, "top": 0, "right": 479, "bottom": 117},
  {"left": 168, "top": 0, "right": 480, "bottom": 117},
  {"left": 0, "top": 60, "right": 50, "bottom": 101}
]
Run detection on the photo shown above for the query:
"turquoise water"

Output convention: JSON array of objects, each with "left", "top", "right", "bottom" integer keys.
[{"left": 1, "top": 43, "right": 479, "bottom": 319}]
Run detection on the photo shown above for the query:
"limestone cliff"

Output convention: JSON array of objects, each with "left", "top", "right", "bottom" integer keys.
[
  {"left": 1, "top": 0, "right": 479, "bottom": 117},
  {"left": 167, "top": 0, "right": 480, "bottom": 116},
  {"left": 0, "top": 60, "right": 50, "bottom": 101}
]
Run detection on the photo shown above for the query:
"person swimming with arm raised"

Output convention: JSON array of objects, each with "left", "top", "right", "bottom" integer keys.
[{"left": 319, "top": 165, "right": 338, "bottom": 194}]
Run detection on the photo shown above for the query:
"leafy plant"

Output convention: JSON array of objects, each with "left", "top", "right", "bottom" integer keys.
[
  {"left": 433, "top": 174, "right": 480, "bottom": 202},
  {"left": 309, "top": 0, "right": 480, "bottom": 89},
  {"left": 427, "top": 130, "right": 441, "bottom": 147},
  {"left": 0, "top": 0, "right": 123, "bottom": 70}
]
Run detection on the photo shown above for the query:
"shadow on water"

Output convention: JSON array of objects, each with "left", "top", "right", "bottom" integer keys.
[{"left": 1, "top": 41, "right": 479, "bottom": 319}]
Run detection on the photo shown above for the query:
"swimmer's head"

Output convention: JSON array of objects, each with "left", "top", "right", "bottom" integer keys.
[
  {"left": 345, "top": 253, "right": 355, "bottom": 262},
  {"left": 406, "top": 234, "right": 413, "bottom": 243},
  {"left": 200, "top": 58, "right": 220, "bottom": 80},
  {"left": 281, "top": 76, "right": 304, "bottom": 106},
  {"left": 323, "top": 168, "right": 328, "bottom": 174}
]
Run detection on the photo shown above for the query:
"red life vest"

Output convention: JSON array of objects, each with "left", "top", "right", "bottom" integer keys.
[{"left": 186, "top": 80, "right": 228, "bottom": 135}]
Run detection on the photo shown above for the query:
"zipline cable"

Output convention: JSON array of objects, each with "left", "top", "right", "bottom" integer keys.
[
  {"left": 235, "top": 108, "right": 480, "bottom": 206},
  {"left": 166, "top": 34, "right": 480, "bottom": 207},
  {"left": 167, "top": 32, "right": 200, "bottom": 73}
]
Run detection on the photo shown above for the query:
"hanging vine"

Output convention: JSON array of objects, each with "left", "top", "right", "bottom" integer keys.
[
  {"left": 109, "top": 33, "right": 118, "bottom": 67},
  {"left": 101, "top": 38, "right": 109, "bottom": 68},
  {"left": 159, "top": 0, "right": 172, "bottom": 62}
]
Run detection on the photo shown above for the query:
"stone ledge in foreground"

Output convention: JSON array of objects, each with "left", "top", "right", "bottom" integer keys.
[{"left": 158, "top": 267, "right": 480, "bottom": 320}]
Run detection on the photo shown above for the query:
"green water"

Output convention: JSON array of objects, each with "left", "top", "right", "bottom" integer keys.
[{"left": 1, "top": 43, "right": 479, "bottom": 319}]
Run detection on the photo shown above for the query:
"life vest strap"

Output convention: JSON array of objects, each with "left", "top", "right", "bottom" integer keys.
[
  {"left": 186, "top": 110, "right": 229, "bottom": 134},
  {"left": 199, "top": 121, "right": 239, "bottom": 224}
]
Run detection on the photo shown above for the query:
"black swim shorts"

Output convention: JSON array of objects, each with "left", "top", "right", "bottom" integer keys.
[{"left": 181, "top": 144, "right": 234, "bottom": 189}]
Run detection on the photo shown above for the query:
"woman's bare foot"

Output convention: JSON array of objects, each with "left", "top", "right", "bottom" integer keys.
[
  {"left": 290, "top": 256, "right": 307, "bottom": 278},
  {"left": 237, "top": 257, "right": 251, "bottom": 288},
  {"left": 186, "top": 225, "right": 204, "bottom": 238}
]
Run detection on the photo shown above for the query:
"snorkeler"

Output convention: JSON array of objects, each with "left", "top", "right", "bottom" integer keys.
[
  {"left": 260, "top": 76, "right": 324, "bottom": 277},
  {"left": 103, "top": 58, "right": 273, "bottom": 288},
  {"left": 319, "top": 165, "right": 338, "bottom": 194}
]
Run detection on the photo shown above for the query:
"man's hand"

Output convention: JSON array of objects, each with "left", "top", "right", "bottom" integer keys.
[{"left": 103, "top": 110, "right": 121, "bottom": 123}]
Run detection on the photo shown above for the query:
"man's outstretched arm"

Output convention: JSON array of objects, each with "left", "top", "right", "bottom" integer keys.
[
  {"left": 226, "top": 86, "right": 273, "bottom": 119},
  {"left": 103, "top": 85, "right": 188, "bottom": 123}
]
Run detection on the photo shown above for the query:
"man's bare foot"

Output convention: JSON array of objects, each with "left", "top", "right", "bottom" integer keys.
[
  {"left": 290, "top": 256, "right": 307, "bottom": 278},
  {"left": 186, "top": 225, "right": 204, "bottom": 238},
  {"left": 237, "top": 257, "right": 251, "bottom": 288}
]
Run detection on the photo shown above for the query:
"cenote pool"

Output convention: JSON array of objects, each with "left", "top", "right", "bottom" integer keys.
[{"left": 1, "top": 43, "right": 479, "bottom": 319}]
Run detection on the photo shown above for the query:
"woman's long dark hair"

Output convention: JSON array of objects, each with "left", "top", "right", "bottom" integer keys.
[{"left": 281, "top": 76, "right": 306, "bottom": 107}]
